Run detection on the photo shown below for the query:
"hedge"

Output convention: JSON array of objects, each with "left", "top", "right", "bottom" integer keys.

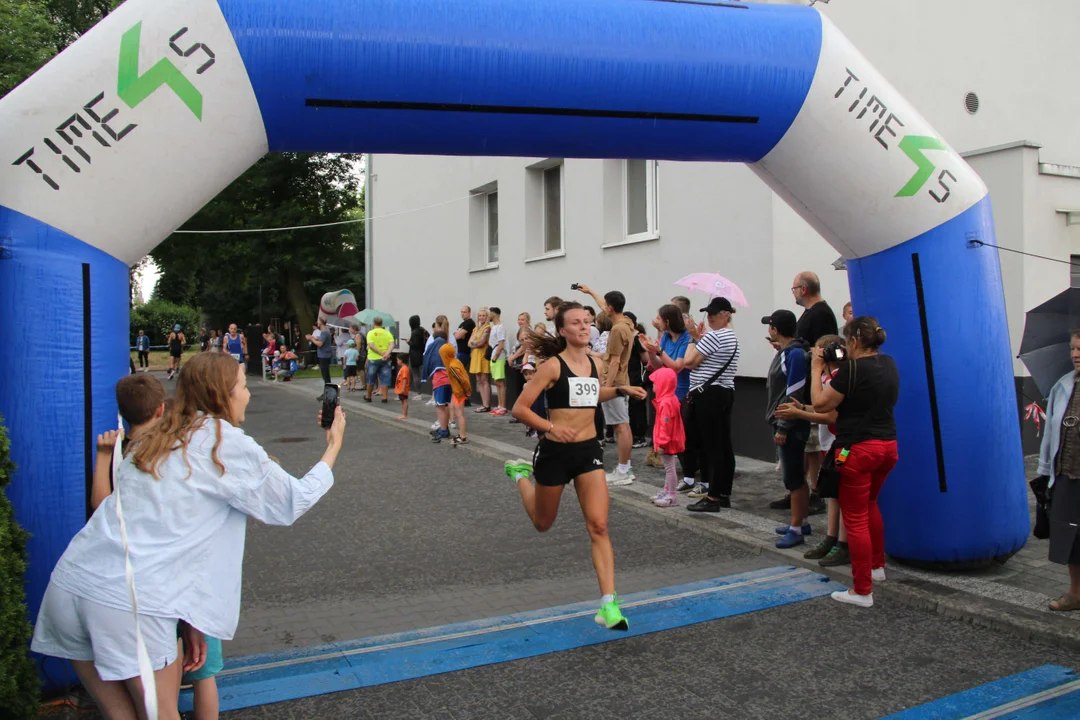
[{"left": 0, "top": 414, "right": 40, "bottom": 718}]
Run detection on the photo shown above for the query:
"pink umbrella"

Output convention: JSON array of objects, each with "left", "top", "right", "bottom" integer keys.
[{"left": 674, "top": 273, "right": 748, "bottom": 308}]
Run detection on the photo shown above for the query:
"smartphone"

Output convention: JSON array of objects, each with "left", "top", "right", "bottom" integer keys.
[
  {"left": 321, "top": 384, "right": 339, "bottom": 428},
  {"left": 570, "top": 283, "right": 581, "bottom": 290}
]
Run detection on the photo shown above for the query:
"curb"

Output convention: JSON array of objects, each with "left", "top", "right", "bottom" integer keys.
[{"left": 269, "top": 380, "right": 1080, "bottom": 653}]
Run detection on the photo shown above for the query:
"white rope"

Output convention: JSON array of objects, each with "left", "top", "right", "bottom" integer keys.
[
  {"left": 112, "top": 415, "right": 159, "bottom": 720},
  {"left": 171, "top": 195, "right": 470, "bottom": 235}
]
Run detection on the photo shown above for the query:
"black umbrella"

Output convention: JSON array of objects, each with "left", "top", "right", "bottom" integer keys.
[{"left": 1019, "top": 287, "right": 1080, "bottom": 397}]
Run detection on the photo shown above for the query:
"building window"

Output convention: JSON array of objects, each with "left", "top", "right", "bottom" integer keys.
[
  {"left": 525, "top": 160, "right": 565, "bottom": 262},
  {"left": 469, "top": 183, "right": 498, "bottom": 271},
  {"left": 624, "top": 160, "right": 658, "bottom": 241},
  {"left": 486, "top": 191, "right": 499, "bottom": 264},
  {"left": 1071, "top": 255, "right": 1080, "bottom": 287},
  {"left": 543, "top": 165, "right": 562, "bottom": 253}
]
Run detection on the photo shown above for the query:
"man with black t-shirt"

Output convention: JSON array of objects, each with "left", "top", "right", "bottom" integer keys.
[
  {"left": 454, "top": 305, "right": 476, "bottom": 406},
  {"left": 770, "top": 271, "right": 840, "bottom": 513}
]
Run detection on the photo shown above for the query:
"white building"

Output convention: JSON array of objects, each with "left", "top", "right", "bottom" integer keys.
[{"left": 367, "top": 0, "right": 1080, "bottom": 458}]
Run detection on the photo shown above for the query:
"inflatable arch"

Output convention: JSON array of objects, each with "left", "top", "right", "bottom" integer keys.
[{"left": 0, "top": 0, "right": 1028, "bottom": 615}]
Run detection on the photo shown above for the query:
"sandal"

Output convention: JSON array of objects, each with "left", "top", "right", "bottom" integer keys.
[
  {"left": 1048, "top": 593, "right": 1080, "bottom": 612},
  {"left": 452, "top": 437, "right": 469, "bottom": 446},
  {"left": 474, "top": 407, "right": 492, "bottom": 414}
]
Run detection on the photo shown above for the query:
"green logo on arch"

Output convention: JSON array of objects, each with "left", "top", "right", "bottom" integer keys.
[{"left": 117, "top": 22, "right": 203, "bottom": 120}]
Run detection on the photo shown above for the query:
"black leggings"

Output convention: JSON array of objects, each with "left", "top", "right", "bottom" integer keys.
[{"left": 681, "top": 385, "right": 736, "bottom": 498}]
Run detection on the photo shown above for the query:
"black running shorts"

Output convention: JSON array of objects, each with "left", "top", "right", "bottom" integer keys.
[{"left": 532, "top": 438, "right": 605, "bottom": 487}]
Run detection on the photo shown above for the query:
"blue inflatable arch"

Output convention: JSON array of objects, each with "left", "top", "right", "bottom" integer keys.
[{"left": 0, "top": 0, "right": 1028, "bottom": 615}]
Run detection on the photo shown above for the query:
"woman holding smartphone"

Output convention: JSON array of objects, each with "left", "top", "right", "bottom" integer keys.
[
  {"left": 31, "top": 353, "right": 346, "bottom": 719},
  {"left": 506, "top": 302, "right": 647, "bottom": 631}
]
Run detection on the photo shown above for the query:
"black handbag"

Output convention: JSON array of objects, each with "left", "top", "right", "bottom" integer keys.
[
  {"left": 1030, "top": 475, "right": 1051, "bottom": 540},
  {"left": 817, "top": 443, "right": 841, "bottom": 499},
  {"left": 815, "top": 360, "right": 858, "bottom": 500}
]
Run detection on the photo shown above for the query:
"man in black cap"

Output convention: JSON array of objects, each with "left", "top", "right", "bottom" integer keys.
[{"left": 762, "top": 310, "right": 813, "bottom": 549}]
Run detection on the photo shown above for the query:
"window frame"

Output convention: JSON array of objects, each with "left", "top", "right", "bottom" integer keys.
[
  {"left": 541, "top": 163, "right": 565, "bottom": 255},
  {"left": 618, "top": 159, "right": 660, "bottom": 246},
  {"left": 484, "top": 189, "right": 499, "bottom": 267}
]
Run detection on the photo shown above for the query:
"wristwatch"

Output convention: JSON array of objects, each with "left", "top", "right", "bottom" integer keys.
[
  {"left": 615, "top": 387, "right": 627, "bottom": 397},
  {"left": 657, "top": 347, "right": 664, "bottom": 356}
]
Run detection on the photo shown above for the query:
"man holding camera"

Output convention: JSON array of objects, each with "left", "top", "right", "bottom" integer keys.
[{"left": 577, "top": 284, "right": 636, "bottom": 486}]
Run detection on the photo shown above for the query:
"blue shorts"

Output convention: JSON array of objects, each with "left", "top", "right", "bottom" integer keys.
[
  {"left": 433, "top": 385, "right": 452, "bottom": 406},
  {"left": 456, "top": 352, "right": 470, "bottom": 367},
  {"left": 182, "top": 635, "right": 224, "bottom": 683},
  {"left": 366, "top": 359, "right": 392, "bottom": 386}
]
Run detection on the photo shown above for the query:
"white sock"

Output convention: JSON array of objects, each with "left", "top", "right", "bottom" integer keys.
[
  {"left": 683, "top": 477, "right": 694, "bottom": 486},
  {"left": 601, "top": 593, "right": 615, "bottom": 605},
  {"left": 617, "top": 463, "right": 631, "bottom": 474}
]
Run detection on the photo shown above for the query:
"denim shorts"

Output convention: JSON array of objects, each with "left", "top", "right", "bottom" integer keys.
[
  {"left": 433, "top": 385, "right": 452, "bottom": 406},
  {"left": 366, "top": 359, "right": 392, "bottom": 386}
]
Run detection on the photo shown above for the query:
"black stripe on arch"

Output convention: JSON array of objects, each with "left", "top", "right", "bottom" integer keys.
[{"left": 304, "top": 99, "right": 759, "bottom": 125}]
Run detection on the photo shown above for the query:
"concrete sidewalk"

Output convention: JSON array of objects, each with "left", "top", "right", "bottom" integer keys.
[{"left": 276, "top": 376, "right": 1080, "bottom": 651}]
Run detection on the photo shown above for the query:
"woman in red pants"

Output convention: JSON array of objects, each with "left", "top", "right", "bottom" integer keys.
[{"left": 810, "top": 316, "right": 899, "bottom": 608}]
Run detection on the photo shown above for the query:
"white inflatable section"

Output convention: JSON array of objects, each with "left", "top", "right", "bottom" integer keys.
[
  {"left": 0, "top": 0, "right": 266, "bottom": 265},
  {"left": 752, "top": 12, "right": 986, "bottom": 259}
]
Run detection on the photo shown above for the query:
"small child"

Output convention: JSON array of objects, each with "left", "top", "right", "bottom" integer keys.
[
  {"left": 343, "top": 340, "right": 360, "bottom": 392},
  {"left": 439, "top": 343, "right": 471, "bottom": 446},
  {"left": 394, "top": 352, "right": 411, "bottom": 419},
  {"left": 521, "top": 361, "right": 545, "bottom": 439},
  {"left": 649, "top": 368, "right": 686, "bottom": 508}
]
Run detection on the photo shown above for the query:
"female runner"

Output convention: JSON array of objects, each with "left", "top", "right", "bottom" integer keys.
[{"left": 506, "top": 302, "right": 647, "bottom": 630}]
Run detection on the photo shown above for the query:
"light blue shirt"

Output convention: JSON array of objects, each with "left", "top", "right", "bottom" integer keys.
[
  {"left": 49, "top": 418, "right": 334, "bottom": 641},
  {"left": 1039, "top": 370, "right": 1077, "bottom": 483}
]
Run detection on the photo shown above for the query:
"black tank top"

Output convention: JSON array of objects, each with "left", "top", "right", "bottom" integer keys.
[
  {"left": 545, "top": 355, "right": 600, "bottom": 410},
  {"left": 169, "top": 334, "right": 182, "bottom": 353}
]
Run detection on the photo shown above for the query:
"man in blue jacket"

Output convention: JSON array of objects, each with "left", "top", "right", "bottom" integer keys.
[{"left": 763, "top": 310, "right": 812, "bottom": 549}]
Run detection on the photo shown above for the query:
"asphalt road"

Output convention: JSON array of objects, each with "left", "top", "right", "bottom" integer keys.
[{"left": 87, "top": 376, "right": 1076, "bottom": 720}]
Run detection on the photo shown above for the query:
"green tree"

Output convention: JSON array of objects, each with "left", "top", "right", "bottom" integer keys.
[
  {"left": 130, "top": 299, "right": 202, "bottom": 346},
  {"left": 0, "top": 414, "right": 40, "bottom": 720},
  {"left": 151, "top": 153, "right": 364, "bottom": 343},
  {"left": 0, "top": 0, "right": 59, "bottom": 98}
]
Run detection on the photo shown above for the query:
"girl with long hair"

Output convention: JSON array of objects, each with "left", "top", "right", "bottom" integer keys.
[
  {"left": 31, "top": 353, "right": 346, "bottom": 719},
  {"left": 504, "top": 302, "right": 647, "bottom": 630}
]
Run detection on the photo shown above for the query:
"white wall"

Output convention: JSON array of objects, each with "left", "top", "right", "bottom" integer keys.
[
  {"left": 369, "top": 0, "right": 1080, "bottom": 376},
  {"left": 819, "top": 0, "right": 1080, "bottom": 165}
]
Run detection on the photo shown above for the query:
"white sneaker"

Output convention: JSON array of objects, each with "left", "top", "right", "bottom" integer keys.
[
  {"left": 606, "top": 469, "right": 634, "bottom": 486},
  {"left": 426, "top": 399, "right": 436, "bottom": 406},
  {"left": 831, "top": 590, "right": 873, "bottom": 608},
  {"left": 871, "top": 568, "right": 887, "bottom": 582},
  {"left": 431, "top": 421, "right": 441, "bottom": 430}
]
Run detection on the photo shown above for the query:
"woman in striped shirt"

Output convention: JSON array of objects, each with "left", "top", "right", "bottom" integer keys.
[{"left": 682, "top": 297, "right": 740, "bottom": 513}]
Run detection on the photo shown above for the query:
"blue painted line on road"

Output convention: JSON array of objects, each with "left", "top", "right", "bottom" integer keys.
[
  {"left": 179, "top": 565, "right": 841, "bottom": 713},
  {"left": 881, "top": 665, "right": 1080, "bottom": 719}
]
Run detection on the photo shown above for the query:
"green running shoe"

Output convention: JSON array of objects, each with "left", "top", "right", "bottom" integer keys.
[
  {"left": 504, "top": 459, "right": 533, "bottom": 481},
  {"left": 594, "top": 595, "right": 629, "bottom": 631}
]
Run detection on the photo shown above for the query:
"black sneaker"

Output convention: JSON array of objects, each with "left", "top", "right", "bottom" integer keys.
[
  {"left": 819, "top": 544, "right": 851, "bottom": 567},
  {"left": 769, "top": 493, "right": 792, "bottom": 510},
  {"left": 804, "top": 536, "right": 837, "bottom": 560},
  {"left": 807, "top": 493, "right": 827, "bottom": 516},
  {"left": 687, "top": 496, "right": 729, "bottom": 512}
]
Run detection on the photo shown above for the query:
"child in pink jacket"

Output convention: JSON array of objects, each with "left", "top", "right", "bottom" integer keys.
[{"left": 650, "top": 368, "right": 686, "bottom": 507}]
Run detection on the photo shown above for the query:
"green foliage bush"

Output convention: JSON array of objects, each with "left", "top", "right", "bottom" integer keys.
[
  {"left": 0, "top": 415, "right": 40, "bottom": 719},
  {"left": 130, "top": 299, "right": 203, "bottom": 346}
]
